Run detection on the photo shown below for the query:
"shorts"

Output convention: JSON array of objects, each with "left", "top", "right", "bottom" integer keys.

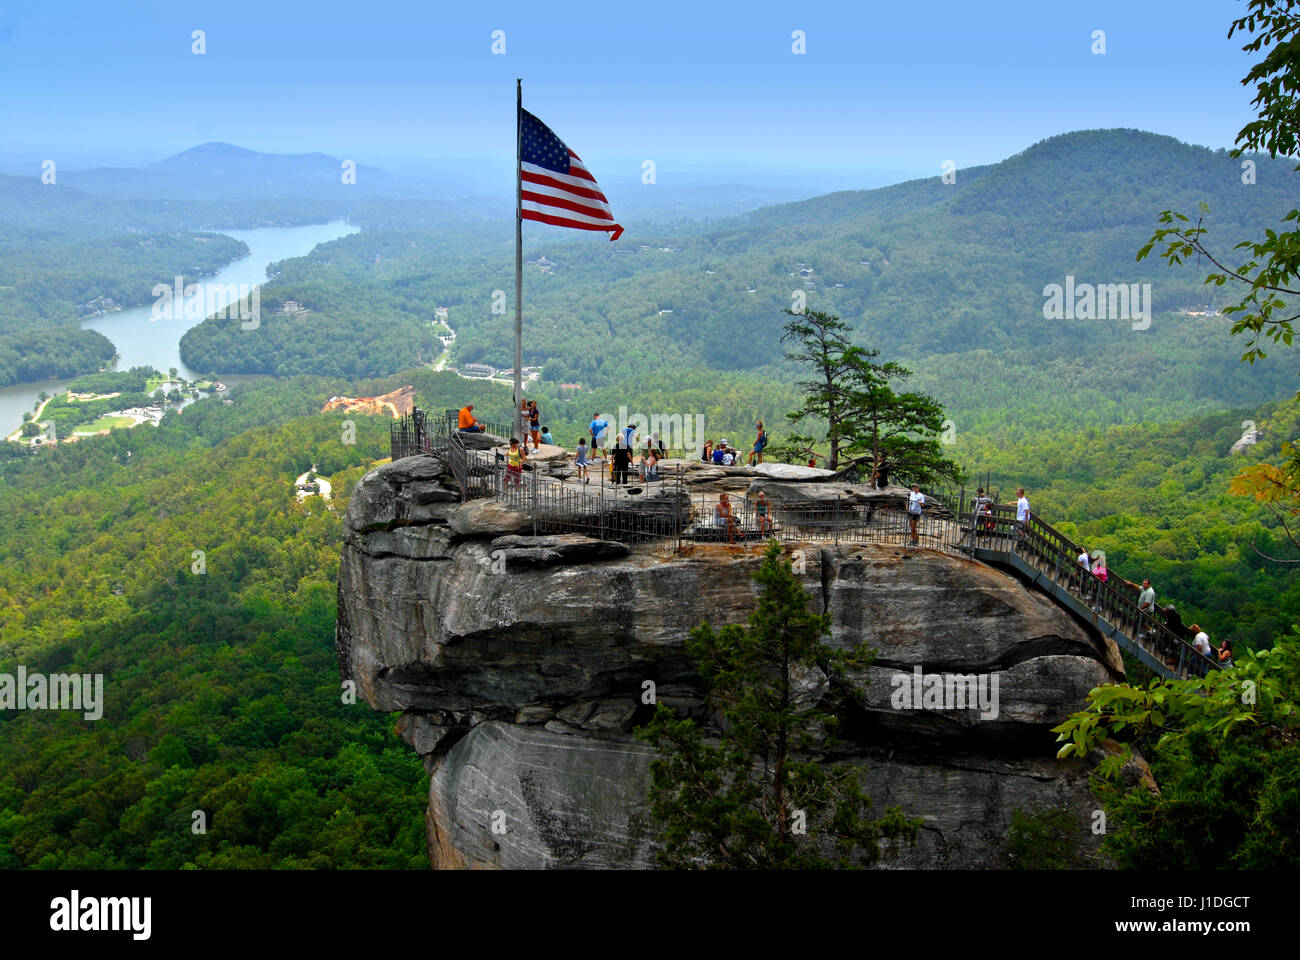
[{"left": 507, "top": 465, "right": 522, "bottom": 478}]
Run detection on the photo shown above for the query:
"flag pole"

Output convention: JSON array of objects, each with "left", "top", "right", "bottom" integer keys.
[{"left": 513, "top": 78, "right": 524, "bottom": 444}]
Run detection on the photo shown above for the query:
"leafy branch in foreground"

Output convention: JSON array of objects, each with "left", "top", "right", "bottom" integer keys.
[
  {"left": 1136, "top": 1, "right": 1300, "bottom": 365},
  {"left": 1053, "top": 640, "right": 1298, "bottom": 778},
  {"left": 1053, "top": 634, "right": 1300, "bottom": 868}
]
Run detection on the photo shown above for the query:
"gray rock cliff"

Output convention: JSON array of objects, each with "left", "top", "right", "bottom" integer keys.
[{"left": 338, "top": 455, "right": 1137, "bottom": 869}]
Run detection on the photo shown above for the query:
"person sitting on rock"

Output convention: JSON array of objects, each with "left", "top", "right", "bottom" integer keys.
[
  {"left": 721, "top": 445, "right": 736, "bottom": 467},
  {"left": 754, "top": 489, "right": 773, "bottom": 535},
  {"left": 712, "top": 440, "right": 728, "bottom": 465},
  {"left": 458, "top": 404, "right": 483, "bottom": 433},
  {"left": 701, "top": 439, "right": 714, "bottom": 463},
  {"left": 714, "top": 492, "right": 739, "bottom": 544},
  {"left": 540, "top": 425, "right": 554, "bottom": 446},
  {"left": 644, "top": 446, "right": 660, "bottom": 482}
]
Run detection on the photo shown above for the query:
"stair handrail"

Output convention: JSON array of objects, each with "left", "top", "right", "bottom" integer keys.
[{"left": 959, "top": 502, "right": 1220, "bottom": 678}]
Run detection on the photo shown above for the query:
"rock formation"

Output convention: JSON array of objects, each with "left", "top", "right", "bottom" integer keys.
[
  {"left": 321, "top": 384, "right": 416, "bottom": 418},
  {"left": 338, "top": 454, "right": 1140, "bottom": 869}
]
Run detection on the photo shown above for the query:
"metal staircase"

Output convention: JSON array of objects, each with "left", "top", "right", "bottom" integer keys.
[{"left": 956, "top": 505, "right": 1220, "bottom": 681}]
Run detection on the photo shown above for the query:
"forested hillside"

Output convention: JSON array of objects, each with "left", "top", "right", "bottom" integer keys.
[{"left": 0, "top": 373, "right": 479, "bottom": 868}]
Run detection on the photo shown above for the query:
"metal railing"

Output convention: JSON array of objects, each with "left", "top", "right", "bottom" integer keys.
[
  {"left": 390, "top": 408, "right": 433, "bottom": 461},
  {"left": 956, "top": 501, "right": 1220, "bottom": 679},
  {"left": 490, "top": 460, "right": 969, "bottom": 557}
]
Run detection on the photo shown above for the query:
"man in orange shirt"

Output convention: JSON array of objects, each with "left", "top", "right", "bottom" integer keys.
[{"left": 458, "top": 404, "right": 483, "bottom": 432}]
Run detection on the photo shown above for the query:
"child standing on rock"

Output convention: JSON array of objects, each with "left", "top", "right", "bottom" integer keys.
[{"left": 574, "top": 438, "right": 590, "bottom": 484}]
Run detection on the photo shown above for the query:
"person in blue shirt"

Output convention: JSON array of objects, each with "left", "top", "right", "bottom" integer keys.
[
  {"left": 712, "top": 439, "right": 728, "bottom": 465},
  {"left": 589, "top": 414, "right": 609, "bottom": 455},
  {"left": 540, "top": 426, "right": 554, "bottom": 446},
  {"left": 623, "top": 422, "right": 637, "bottom": 449}
]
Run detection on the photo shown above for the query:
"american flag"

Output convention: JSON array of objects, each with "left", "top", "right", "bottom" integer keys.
[{"left": 520, "top": 109, "right": 623, "bottom": 241}]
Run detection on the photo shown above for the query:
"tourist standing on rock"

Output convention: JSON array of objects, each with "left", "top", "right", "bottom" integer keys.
[
  {"left": 458, "top": 404, "right": 483, "bottom": 433},
  {"left": 611, "top": 435, "right": 632, "bottom": 485},
  {"left": 1077, "top": 546, "right": 1092, "bottom": 595},
  {"left": 574, "top": 438, "right": 590, "bottom": 484},
  {"left": 907, "top": 484, "right": 925, "bottom": 545},
  {"left": 748, "top": 421, "right": 767, "bottom": 466},
  {"left": 506, "top": 438, "right": 525, "bottom": 487},
  {"left": 528, "top": 401, "right": 541, "bottom": 451},
  {"left": 590, "top": 413, "right": 609, "bottom": 457}
]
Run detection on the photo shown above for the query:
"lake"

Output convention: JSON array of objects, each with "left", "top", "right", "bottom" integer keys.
[{"left": 0, "top": 220, "right": 357, "bottom": 435}]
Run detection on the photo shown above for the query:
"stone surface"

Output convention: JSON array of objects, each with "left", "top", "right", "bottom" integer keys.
[
  {"left": 489, "top": 534, "right": 631, "bottom": 567},
  {"left": 459, "top": 431, "right": 509, "bottom": 451},
  {"left": 752, "top": 462, "right": 836, "bottom": 481},
  {"left": 447, "top": 499, "right": 534, "bottom": 537},
  {"left": 337, "top": 458, "right": 1134, "bottom": 870}
]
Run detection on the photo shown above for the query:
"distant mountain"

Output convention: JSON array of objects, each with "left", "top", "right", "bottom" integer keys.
[{"left": 65, "top": 142, "right": 401, "bottom": 200}]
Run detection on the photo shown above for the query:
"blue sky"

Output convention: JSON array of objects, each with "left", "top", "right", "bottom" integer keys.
[{"left": 0, "top": 0, "right": 1265, "bottom": 189}]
